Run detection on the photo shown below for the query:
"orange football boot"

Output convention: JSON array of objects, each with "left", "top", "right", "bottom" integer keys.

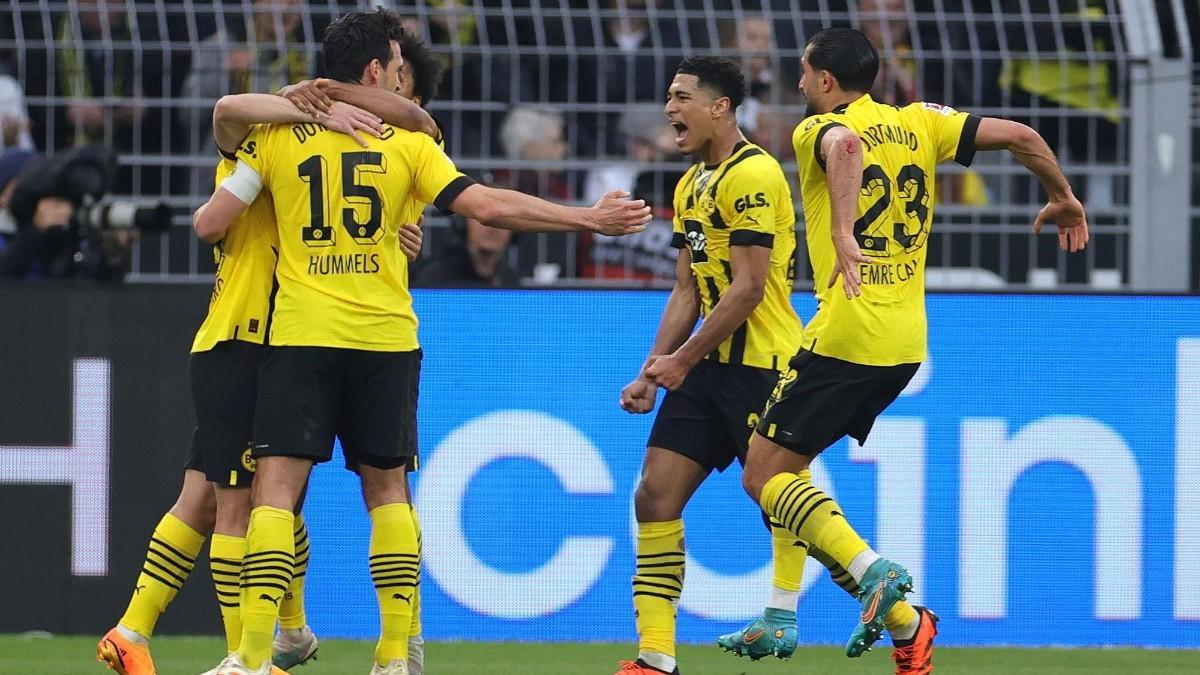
[
  {"left": 892, "top": 606, "right": 939, "bottom": 675},
  {"left": 96, "top": 627, "right": 156, "bottom": 675},
  {"left": 615, "top": 659, "right": 679, "bottom": 674}
]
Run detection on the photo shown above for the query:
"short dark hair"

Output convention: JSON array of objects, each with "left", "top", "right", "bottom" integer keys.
[
  {"left": 322, "top": 9, "right": 398, "bottom": 84},
  {"left": 676, "top": 56, "right": 747, "bottom": 111},
  {"left": 394, "top": 28, "right": 443, "bottom": 105},
  {"left": 806, "top": 27, "right": 878, "bottom": 94}
]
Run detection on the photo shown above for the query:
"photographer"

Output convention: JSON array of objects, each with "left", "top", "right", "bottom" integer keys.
[{"left": 0, "top": 144, "right": 163, "bottom": 280}]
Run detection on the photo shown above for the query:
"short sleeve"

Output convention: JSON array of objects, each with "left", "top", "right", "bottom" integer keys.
[
  {"left": 410, "top": 132, "right": 475, "bottom": 213},
  {"left": 792, "top": 115, "right": 846, "bottom": 177},
  {"left": 914, "top": 102, "right": 981, "bottom": 167},
  {"left": 233, "top": 124, "right": 269, "bottom": 179},
  {"left": 718, "top": 157, "right": 780, "bottom": 248}
]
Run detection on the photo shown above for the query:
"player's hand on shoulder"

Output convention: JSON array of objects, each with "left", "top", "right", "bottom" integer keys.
[
  {"left": 620, "top": 376, "right": 658, "bottom": 414},
  {"left": 277, "top": 79, "right": 334, "bottom": 117},
  {"left": 399, "top": 217, "right": 424, "bottom": 262},
  {"left": 317, "top": 102, "right": 384, "bottom": 148},
  {"left": 1034, "top": 194, "right": 1089, "bottom": 253},
  {"left": 589, "top": 190, "right": 652, "bottom": 236},
  {"left": 829, "top": 234, "right": 873, "bottom": 300}
]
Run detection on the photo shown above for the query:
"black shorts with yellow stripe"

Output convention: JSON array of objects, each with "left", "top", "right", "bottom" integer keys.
[
  {"left": 648, "top": 359, "right": 779, "bottom": 472},
  {"left": 186, "top": 339, "right": 264, "bottom": 487},
  {"left": 757, "top": 349, "right": 918, "bottom": 456}
]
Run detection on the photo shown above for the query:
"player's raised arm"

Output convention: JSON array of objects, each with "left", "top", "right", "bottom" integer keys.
[
  {"left": 821, "top": 125, "right": 873, "bottom": 299},
  {"left": 212, "top": 93, "right": 384, "bottom": 156},
  {"left": 974, "top": 117, "right": 1088, "bottom": 252},
  {"left": 293, "top": 78, "right": 440, "bottom": 140},
  {"left": 446, "top": 185, "right": 651, "bottom": 235}
]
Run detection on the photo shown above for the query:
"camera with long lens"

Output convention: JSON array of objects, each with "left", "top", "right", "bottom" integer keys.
[{"left": 6, "top": 143, "right": 171, "bottom": 278}]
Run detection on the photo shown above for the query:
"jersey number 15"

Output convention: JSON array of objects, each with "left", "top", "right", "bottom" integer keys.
[{"left": 297, "top": 152, "right": 387, "bottom": 247}]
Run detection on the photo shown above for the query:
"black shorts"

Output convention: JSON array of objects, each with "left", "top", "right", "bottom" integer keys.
[
  {"left": 187, "top": 340, "right": 264, "bottom": 487},
  {"left": 757, "top": 349, "right": 919, "bottom": 456},
  {"left": 252, "top": 346, "right": 421, "bottom": 471},
  {"left": 648, "top": 360, "right": 779, "bottom": 472}
]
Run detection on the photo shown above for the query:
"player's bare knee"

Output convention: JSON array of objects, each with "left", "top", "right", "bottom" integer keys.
[
  {"left": 213, "top": 486, "right": 252, "bottom": 536},
  {"left": 359, "top": 465, "right": 409, "bottom": 512},
  {"left": 250, "top": 456, "right": 309, "bottom": 511},
  {"left": 633, "top": 477, "right": 683, "bottom": 522},
  {"left": 169, "top": 469, "right": 217, "bottom": 534}
]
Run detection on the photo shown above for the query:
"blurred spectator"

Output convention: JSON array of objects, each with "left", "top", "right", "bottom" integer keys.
[
  {"left": 579, "top": 105, "right": 680, "bottom": 282},
  {"left": 584, "top": 104, "right": 678, "bottom": 209},
  {"left": 569, "top": 0, "right": 684, "bottom": 156},
  {"left": 497, "top": 106, "right": 571, "bottom": 199},
  {"left": 55, "top": 1, "right": 164, "bottom": 156},
  {"left": 991, "top": 0, "right": 1121, "bottom": 167},
  {"left": 181, "top": 0, "right": 309, "bottom": 192},
  {"left": 399, "top": 2, "right": 525, "bottom": 158},
  {"left": 0, "top": 67, "right": 34, "bottom": 152},
  {"left": 720, "top": 15, "right": 782, "bottom": 151},
  {"left": 411, "top": 216, "right": 516, "bottom": 287},
  {"left": 859, "top": 0, "right": 919, "bottom": 106},
  {"left": 53, "top": 1, "right": 169, "bottom": 195}
]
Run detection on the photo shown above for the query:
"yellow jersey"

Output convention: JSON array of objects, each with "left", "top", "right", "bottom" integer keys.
[
  {"left": 232, "top": 122, "right": 471, "bottom": 351},
  {"left": 191, "top": 154, "right": 279, "bottom": 353},
  {"left": 670, "top": 141, "right": 803, "bottom": 371},
  {"left": 793, "top": 94, "right": 979, "bottom": 366}
]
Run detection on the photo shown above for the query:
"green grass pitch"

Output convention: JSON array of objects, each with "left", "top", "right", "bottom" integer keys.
[{"left": 2, "top": 635, "right": 1197, "bottom": 674}]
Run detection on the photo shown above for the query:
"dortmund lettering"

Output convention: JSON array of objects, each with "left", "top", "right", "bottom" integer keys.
[{"left": 859, "top": 123, "right": 919, "bottom": 154}]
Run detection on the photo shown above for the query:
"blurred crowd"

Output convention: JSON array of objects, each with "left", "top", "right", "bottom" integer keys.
[{"left": 1, "top": 0, "right": 1191, "bottom": 283}]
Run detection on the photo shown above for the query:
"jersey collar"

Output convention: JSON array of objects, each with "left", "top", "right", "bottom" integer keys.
[{"left": 832, "top": 93, "right": 874, "bottom": 114}]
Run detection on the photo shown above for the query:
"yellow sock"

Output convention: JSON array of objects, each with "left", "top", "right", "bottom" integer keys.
[
  {"left": 209, "top": 534, "right": 245, "bottom": 653},
  {"left": 409, "top": 505, "right": 422, "bottom": 638},
  {"left": 278, "top": 516, "right": 309, "bottom": 630},
  {"left": 884, "top": 600, "right": 921, "bottom": 639},
  {"left": 762, "top": 470, "right": 870, "bottom": 570},
  {"left": 118, "top": 513, "right": 204, "bottom": 638},
  {"left": 237, "top": 506, "right": 293, "bottom": 669},
  {"left": 633, "top": 520, "right": 684, "bottom": 659},
  {"left": 369, "top": 502, "right": 419, "bottom": 666},
  {"left": 770, "top": 517, "right": 806, "bottom": 597}
]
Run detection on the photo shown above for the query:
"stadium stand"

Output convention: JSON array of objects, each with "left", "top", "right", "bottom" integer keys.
[{"left": 0, "top": 0, "right": 1192, "bottom": 288}]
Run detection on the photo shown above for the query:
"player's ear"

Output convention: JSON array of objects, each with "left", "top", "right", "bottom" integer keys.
[{"left": 712, "top": 96, "right": 730, "bottom": 118}]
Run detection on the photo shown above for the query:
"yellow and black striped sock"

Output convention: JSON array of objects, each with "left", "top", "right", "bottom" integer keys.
[
  {"left": 278, "top": 515, "right": 309, "bottom": 631},
  {"left": 118, "top": 513, "right": 204, "bottom": 638},
  {"left": 409, "top": 505, "right": 422, "bottom": 639},
  {"left": 633, "top": 520, "right": 684, "bottom": 661},
  {"left": 237, "top": 506, "right": 293, "bottom": 669},
  {"left": 761, "top": 470, "right": 870, "bottom": 570},
  {"left": 209, "top": 534, "right": 245, "bottom": 653},
  {"left": 369, "top": 503, "right": 419, "bottom": 666},
  {"left": 810, "top": 545, "right": 861, "bottom": 597}
]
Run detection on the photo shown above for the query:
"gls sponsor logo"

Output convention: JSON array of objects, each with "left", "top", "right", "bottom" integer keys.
[{"left": 733, "top": 192, "right": 767, "bottom": 213}]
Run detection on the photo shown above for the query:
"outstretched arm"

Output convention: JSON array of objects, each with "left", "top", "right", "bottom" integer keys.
[
  {"left": 448, "top": 184, "right": 651, "bottom": 235},
  {"left": 974, "top": 117, "right": 1088, "bottom": 252}
]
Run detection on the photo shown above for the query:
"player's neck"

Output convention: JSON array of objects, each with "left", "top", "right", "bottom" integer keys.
[
  {"left": 819, "top": 91, "right": 868, "bottom": 114},
  {"left": 698, "top": 127, "right": 746, "bottom": 168}
]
